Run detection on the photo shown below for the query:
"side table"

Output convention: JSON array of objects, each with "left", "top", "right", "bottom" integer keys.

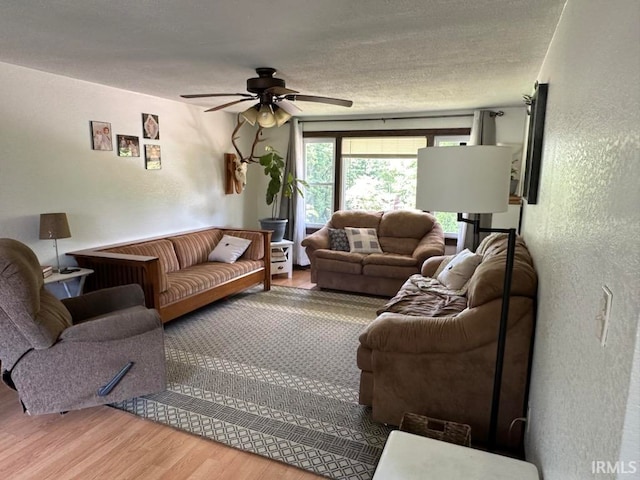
[
  {"left": 373, "top": 431, "right": 539, "bottom": 479},
  {"left": 270, "top": 240, "right": 293, "bottom": 278},
  {"left": 44, "top": 268, "right": 94, "bottom": 298}
]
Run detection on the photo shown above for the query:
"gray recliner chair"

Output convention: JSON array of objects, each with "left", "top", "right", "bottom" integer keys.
[{"left": 0, "top": 238, "right": 166, "bottom": 415}]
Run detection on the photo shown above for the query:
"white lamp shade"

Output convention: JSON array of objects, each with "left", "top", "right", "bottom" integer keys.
[
  {"left": 241, "top": 105, "right": 259, "bottom": 126},
  {"left": 273, "top": 106, "right": 292, "bottom": 127},
  {"left": 416, "top": 145, "right": 512, "bottom": 213}
]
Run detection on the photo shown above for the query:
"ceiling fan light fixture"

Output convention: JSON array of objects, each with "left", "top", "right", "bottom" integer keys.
[
  {"left": 241, "top": 104, "right": 259, "bottom": 126},
  {"left": 273, "top": 105, "right": 292, "bottom": 127},
  {"left": 257, "top": 104, "right": 277, "bottom": 128}
]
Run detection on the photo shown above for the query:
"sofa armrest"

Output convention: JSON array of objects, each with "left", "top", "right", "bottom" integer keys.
[
  {"left": 60, "top": 306, "right": 162, "bottom": 343},
  {"left": 421, "top": 255, "right": 448, "bottom": 277},
  {"left": 359, "top": 297, "right": 533, "bottom": 354},
  {"left": 412, "top": 222, "right": 445, "bottom": 265},
  {"left": 62, "top": 284, "right": 146, "bottom": 323},
  {"left": 301, "top": 226, "right": 331, "bottom": 251}
]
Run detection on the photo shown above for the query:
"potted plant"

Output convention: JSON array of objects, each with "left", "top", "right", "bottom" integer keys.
[{"left": 258, "top": 146, "right": 307, "bottom": 242}]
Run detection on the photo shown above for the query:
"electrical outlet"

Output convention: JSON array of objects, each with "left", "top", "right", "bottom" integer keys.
[{"left": 596, "top": 286, "right": 613, "bottom": 347}]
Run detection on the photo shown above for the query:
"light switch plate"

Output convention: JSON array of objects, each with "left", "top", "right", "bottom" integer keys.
[{"left": 597, "top": 285, "right": 613, "bottom": 347}]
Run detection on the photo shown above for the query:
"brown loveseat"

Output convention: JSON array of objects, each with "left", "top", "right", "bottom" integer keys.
[
  {"left": 68, "top": 227, "right": 271, "bottom": 323},
  {"left": 301, "top": 210, "right": 445, "bottom": 297},
  {"left": 357, "top": 233, "right": 537, "bottom": 449}
]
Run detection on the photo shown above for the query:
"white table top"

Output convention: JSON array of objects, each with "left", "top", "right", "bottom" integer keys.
[
  {"left": 271, "top": 239, "right": 293, "bottom": 247},
  {"left": 373, "top": 431, "right": 539, "bottom": 480},
  {"left": 44, "top": 267, "right": 93, "bottom": 284}
]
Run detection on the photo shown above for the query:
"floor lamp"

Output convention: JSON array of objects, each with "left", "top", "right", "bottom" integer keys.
[{"left": 416, "top": 145, "right": 515, "bottom": 451}]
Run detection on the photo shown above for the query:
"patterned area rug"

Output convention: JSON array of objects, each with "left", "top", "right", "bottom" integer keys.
[{"left": 113, "top": 286, "right": 393, "bottom": 480}]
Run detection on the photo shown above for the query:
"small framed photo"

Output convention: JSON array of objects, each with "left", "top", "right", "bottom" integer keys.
[
  {"left": 116, "top": 135, "right": 140, "bottom": 157},
  {"left": 142, "top": 113, "right": 160, "bottom": 140},
  {"left": 145, "top": 145, "right": 161, "bottom": 170},
  {"left": 90, "top": 121, "right": 113, "bottom": 151}
]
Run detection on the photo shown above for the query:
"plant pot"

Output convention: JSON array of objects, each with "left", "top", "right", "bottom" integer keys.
[
  {"left": 259, "top": 218, "right": 288, "bottom": 242},
  {"left": 510, "top": 179, "right": 519, "bottom": 195}
]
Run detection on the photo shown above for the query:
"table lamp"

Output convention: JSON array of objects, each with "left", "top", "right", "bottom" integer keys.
[
  {"left": 39, "top": 213, "right": 71, "bottom": 273},
  {"left": 416, "top": 145, "right": 515, "bottom": 450}
]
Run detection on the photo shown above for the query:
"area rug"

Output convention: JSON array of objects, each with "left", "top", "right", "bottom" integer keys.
[{"left": 113, "top": 286, "right": 393, "bottom": 480}]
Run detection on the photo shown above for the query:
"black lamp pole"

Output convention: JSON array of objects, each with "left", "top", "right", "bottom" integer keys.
[{"left": 458, "top": 213, "right": 517, "bottom": 451}]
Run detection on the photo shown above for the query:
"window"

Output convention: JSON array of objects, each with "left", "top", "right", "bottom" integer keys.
[
  {"left": 303, "top": 128, "right": 470, "bottom": 233},
  {"left": 304, "top": 138, "right": 335, "bottom": 226},
  {"left": 341, "top": 137, "right": 426, "bottom": 211}
]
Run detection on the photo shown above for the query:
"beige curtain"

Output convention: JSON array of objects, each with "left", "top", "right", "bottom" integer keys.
[{"left": 279, "top": 118, "right": 310, "bottom": 266}]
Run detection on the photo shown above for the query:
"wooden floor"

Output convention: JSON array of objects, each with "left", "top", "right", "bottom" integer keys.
[
  {"left": 0, "top": 269, "right": 324, "bottom": 480},
  {"left": 271, "top": 268, "right": 314, "bottom": 289}
]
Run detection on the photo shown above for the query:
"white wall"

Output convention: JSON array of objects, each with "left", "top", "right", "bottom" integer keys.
[
  {"left": 0, "top": 61, "right": 246, "bottom": 269},
  {"left": 521, "top": 1, "right": 640, "bottom": 479}
]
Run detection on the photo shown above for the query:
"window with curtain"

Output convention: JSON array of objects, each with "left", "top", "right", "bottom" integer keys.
[{"left": 303, "top": 129, "right": 470, "bottom": 235}]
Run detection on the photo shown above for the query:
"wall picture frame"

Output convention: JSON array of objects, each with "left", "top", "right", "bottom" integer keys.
[
  {"left": 116, "top": 135, "right": 140, "bottom": 157},
  {"left": 145, "top": 144, "right": 161, "bottom": 170},
  {"left": 90, "top": 121, "right": 113, "bottom": 151},
  {"left": 142, "top": 113, "right": 160, "bottom": 140},
  {"left": 522, "top": 82, "right": 548, "bottom": 204}
]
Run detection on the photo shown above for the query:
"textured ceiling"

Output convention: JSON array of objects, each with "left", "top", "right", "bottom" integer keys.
[{"left": 0, "top": 0, "right": 565, "bottom": 118}]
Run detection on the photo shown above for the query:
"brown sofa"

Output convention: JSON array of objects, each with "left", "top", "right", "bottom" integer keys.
[
  {"left": 68, "top": 227, "right": 271, "bottom": 323},
  {"left": 357, "top": 233, "right": 537, "bottom": 449},
  {"left": 0, "top": 238, "right": 166, "bottom": 415},
  {"left": 301, "top": 210, "right": 445, "bottom": 297}
]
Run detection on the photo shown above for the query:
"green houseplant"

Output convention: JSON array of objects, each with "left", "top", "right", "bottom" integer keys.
[{"left": 258, "top": 146, "right": 307, "bottom": 242}]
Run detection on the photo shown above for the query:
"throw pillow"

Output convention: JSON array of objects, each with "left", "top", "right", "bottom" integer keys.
[
  {"left": 208, "top": 235, "right": 252, "bottom": 263},
  {"left": 344, "top": 227, "right": 383, "bottom": 254},
  {"left": 436, "top": 248, "right": 482, "bottom": 290},
  {"left": 328, "top": 228, "right": 350, "bottom": 251}
]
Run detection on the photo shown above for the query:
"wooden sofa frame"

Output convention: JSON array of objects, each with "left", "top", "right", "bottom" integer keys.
[{"left": 67, "top": 227, "right": 272, "bottom": 323}]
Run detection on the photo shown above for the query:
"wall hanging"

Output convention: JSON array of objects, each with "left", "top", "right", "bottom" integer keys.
[{"left": 522, "top": 83, "right": 548, "bottom": 204}]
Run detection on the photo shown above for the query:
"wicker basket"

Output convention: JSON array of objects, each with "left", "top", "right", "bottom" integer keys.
[{"left": 399, "top": 413, "right": 472, "bottom": 447}]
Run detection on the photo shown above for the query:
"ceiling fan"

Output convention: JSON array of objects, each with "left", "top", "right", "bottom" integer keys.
[{"left": 180, "top": 67, "right": 353, "bottom": 128}]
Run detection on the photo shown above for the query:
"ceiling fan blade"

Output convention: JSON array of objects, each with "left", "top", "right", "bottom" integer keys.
[
  {"left": 181, "top": 93, "right": 254, "bottom": 99},
  {"left": 265, "top": 86, "right": 299, "bottom": 95},
  {"left": 275, "top": 99, "right": 303, "bottom": 114},
  {"left": 205, "top": 98, "right": 256, "bottom": 112},
  {"left": 284, "top": 94, "right": 353, "bottom": 107}
]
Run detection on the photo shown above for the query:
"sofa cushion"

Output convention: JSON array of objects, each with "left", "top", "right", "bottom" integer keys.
[
  {"left": 223, "top": 230, "right": 265, "bottom": 260},
  {"left": 160, "top": 260, "right": 264, "bottom": 306},
  {"left": 345, "top": 227, "right": 383, "bottom": 253},
  {"left": 328, "top": 228, "right": 350, "bottom": 252},
  {"left": 379, "top": 210, "right": 435, "bottom": 238},
  {"left": 378, "top": 237, "right": 420, "bottom": 256},
  {"left": 107, "top": 239, "right": 179, "bottom": 293},
  {"left": 315, "top": 249, "right": 366, "bottom": 263},
  {"left": 314, "top": 256, "right": 363, "bottom": 275},
  {"left": 436, "top": 248, "right": 482, "bottom": 291},
  {"left": 208, "top": 235, "right": 252, "bottom": 263},
  {"left": 362, "top": 263, "right": 418, "bottom": 279},
  {"left": 330, "top": 210, "right": 382, "bottom": 229},
  {"left": 467, "top": 234, "right": 538, "bottom": 307},
  {"left": 170, "top": 229, "right": 223, "bottom": 269},
  {"left": 362, "top": 253, "right": 418, "bottom": 267}
]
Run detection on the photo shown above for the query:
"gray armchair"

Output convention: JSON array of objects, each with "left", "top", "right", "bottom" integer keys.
[{"left": 0, "top": 238, "right": 166, "bottom": 415}]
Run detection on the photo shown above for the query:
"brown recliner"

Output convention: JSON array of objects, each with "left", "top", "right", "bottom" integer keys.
[{"left": 0, "top": 238, "right": 166, "bottom": 415}]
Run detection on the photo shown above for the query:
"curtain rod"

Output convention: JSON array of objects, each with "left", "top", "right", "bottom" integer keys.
[{"left": 299, "top": 111, "right": 503, "bottom": 124}]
